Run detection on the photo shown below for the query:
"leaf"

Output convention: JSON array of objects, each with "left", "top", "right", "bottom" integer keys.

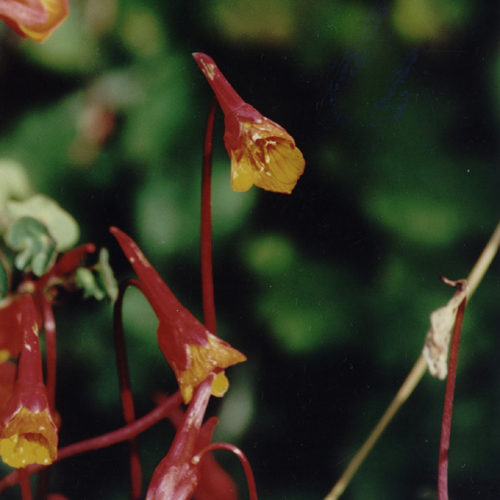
[
  {"left": 74, "top": 249, "right": 118, "bottom": 302},
  {"left": 0, "top": 160, "right": 33, "bottom": 212},
  {"left": 6, "top": 194, "right": 79, "bottom": 251},
  {"left": 95, "top": 248, "right": 118, "bottom": 302},
  {"left": 6, "top": 217, "right": 57, "bottom": 276},
  {"left": 75, "top": 268, "right": 106, "bottom": 300},
  {"left": 0, "top": 258, "right": 8, "bottom": 298},
  {"left": 422, "top": 278, "right": 468, "bottom": 379}
]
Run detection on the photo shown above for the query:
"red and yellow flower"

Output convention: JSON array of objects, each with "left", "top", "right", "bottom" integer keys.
[
  {"left": 167, "top": 404, "right": 237, "bottom": 500},
  {"left": 111, "top": 227, "right": 246, "bottom": 403},
  {"left": 0, "top": 294, "right": 58, "bottom": 468},
  {"left": 0, "top": 0, "right": 69, "bottom": 43},
  {"left": 146, "top": 374, "right": 217, "bottom": 500},
  {"left": 193, "top": 52, "right": 305, "bottom": 194}
]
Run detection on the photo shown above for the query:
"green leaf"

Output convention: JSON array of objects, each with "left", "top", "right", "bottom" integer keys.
[
  {"left": 6, "top": 217, "right": 57, "bottom": 276},
  {"left": 95, "top": 248, "right": 118, "bottom": 302},
  {"left": 0, "top": 258, "right": 9, "bottom": 298},
  {"left": 75, "top": 268, "right": 106, "bottom": 301},
  {"left": 0, "top": 160, "right": 33, "bottom": 212},
  {"left": 6, "top": 194, "right": 79, "bottom": 251},
  {"left": 74, "top": 249, "right": 118, "bottom": 302}
]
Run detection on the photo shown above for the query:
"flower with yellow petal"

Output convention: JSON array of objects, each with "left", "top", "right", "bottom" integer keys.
[
  {"left": 0, "top": 294, "right": 58, "bottom": 468},
  {"left": 146, "top": 375, "right": 215, "bottom": 500},
  {"left": 193, "top": 52, "right": 305, "bottom": 194},
  {"left": 0, "top": 0, "right": 69, "bottom": 43},
  {"left": 111, "top": 227, "right": 246, "bottom": 403},
  {"left": 166, "top": 403, "right": 238, "bottom": 500}
]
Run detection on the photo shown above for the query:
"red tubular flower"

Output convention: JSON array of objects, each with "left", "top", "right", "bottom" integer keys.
[
  {"left": 193, "top": 52, "right": 305, "bottom": 194},
  {"left": 111, "top": 227, "right": 246, "bottom": 403},
  {"left": 0, "top": 294, "right": 58, "bottom": 468},
  {"left": 0, "top": 362, "right": 16, "bottom": 415},
  {"left": 146, "top": 374, "right": 217, "bottom": 500},
  {"left": 0, "top": 0, "right": 69, "bottom": 43},
  {"left": 167, "top": 406, "right": 237, "bottom": 500}
]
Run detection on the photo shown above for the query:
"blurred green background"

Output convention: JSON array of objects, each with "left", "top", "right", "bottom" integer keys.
[{"left": 1, "top": 0, "right": 499, "bottom": 499}]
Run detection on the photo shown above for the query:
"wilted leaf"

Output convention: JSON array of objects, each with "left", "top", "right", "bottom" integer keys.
[{"left": 422, "top": 278, "right": 468, "bottom": 379}]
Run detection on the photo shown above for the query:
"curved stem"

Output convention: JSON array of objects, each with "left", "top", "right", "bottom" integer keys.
[
  {"left": 438, "top": 293, "right": 467, "bottom": 500},
  {"left": 193, "top": 442, "right": 257, "bottom": 500},
  {"left": 114, "top": 278, "right": 146, "bottom": 500},
  {"left": 200, "top": 98, "right": 218, "bottom": 334},
  {"left": 0, "top": 391, "right": 183, "bottom": 493}
]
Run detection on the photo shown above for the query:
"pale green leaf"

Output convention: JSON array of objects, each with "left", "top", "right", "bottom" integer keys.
[
  {"left": 6, "top": 194, "right": 79, "bottom": 251},
  {"left": 6, "top": 217, "right": 57, "bottom": 276}
]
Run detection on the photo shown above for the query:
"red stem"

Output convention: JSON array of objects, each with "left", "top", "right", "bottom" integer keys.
[
  {"left": 201, "top": 98, "right": 218, "bottom": 334},
  {"left": 114, "top": 278, "right": 145, "bottom": 500},
  {"left": 41, "top": 297, "right": 57, "bottom": 413},
  {"left": 0, "top": 391, "right": 183, "bottom": 493},
  {"left": 19, "top": 468, "right": 32, "bottom": 500},
  {"left": 194, "top": 442, "right": 258, "bottom": 500},
  {"left": 437, "top": 295, "right": 467, "bottom": 500}
]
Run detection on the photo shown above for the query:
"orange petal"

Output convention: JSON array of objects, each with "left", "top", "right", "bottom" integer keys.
[
  {"left": 178, "top": 333, "right": 247, "bottom": 403},
  {"left": 0, "top": 406, "right": 58, "bottom": 467},
  {"left": 17, "top": 0, "right": 68, "bottom": 42},
  {"left": 230, "top": 117, "right": 305, "bottom": 193}
]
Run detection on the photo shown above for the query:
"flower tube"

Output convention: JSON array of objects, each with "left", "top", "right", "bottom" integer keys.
[
  {"left": 146, "top": 375, "right": 215, "bottom": 500},
  {"left": 0, "top": 294, "right": 58, "bottom": 468}
]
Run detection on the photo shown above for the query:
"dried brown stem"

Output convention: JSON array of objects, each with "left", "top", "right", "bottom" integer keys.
[{"left": 324, "top": 218, "right": 500, "bottom": 500}]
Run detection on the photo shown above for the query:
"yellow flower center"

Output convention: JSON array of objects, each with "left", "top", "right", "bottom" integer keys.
[
  {"left": 178, "top": 333, "right": 246, "bottom": 403},
  {"left": 230, "top": 119, "right": 305, "bottom": 193},
  {"left": 0, "top": 407, "right": 57, "bottom": 468}
]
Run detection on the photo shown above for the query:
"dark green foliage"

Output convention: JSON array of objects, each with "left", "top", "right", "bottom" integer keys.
[{"left": 0, "top": 1, "right": 499, "bottom": 499}]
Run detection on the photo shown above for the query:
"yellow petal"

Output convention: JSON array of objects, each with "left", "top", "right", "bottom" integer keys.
[
  {"left": 230, "top": 118, "right": 305, "bottom": 194},
  {"left": 0, "top": 407, "right": 58, "bottom": 468},
  {"left": 178, "top": 333, "right": 246, "bottom": 403}
]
